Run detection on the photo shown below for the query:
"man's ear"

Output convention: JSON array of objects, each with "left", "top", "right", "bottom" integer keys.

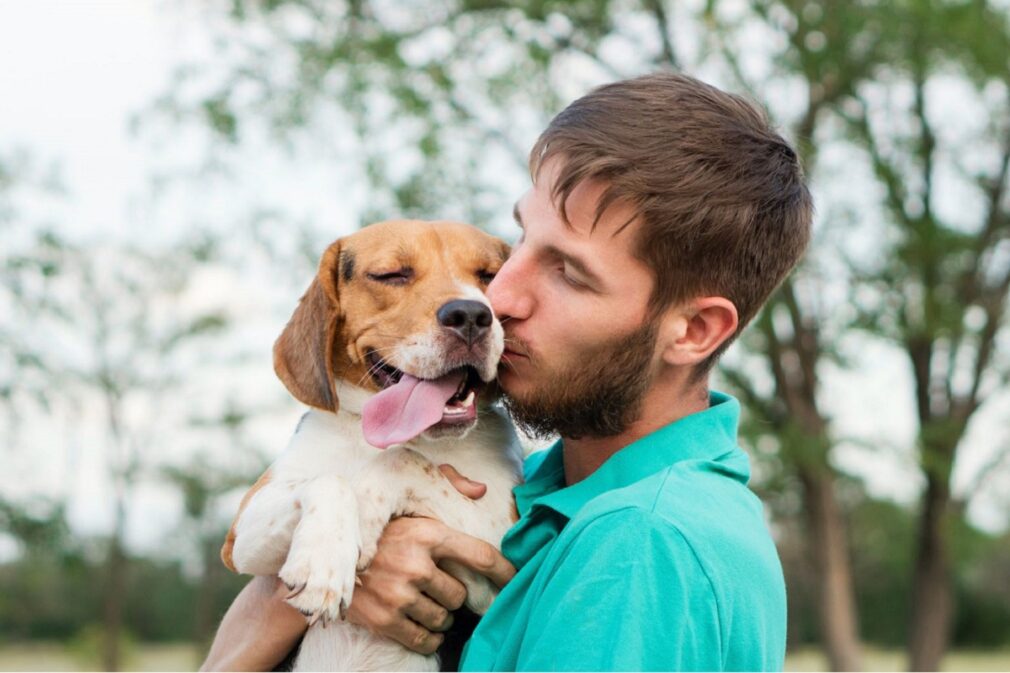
[
  {"left": 657, "top": 297, "right": 739, "bottom": 367},
  {"left": 273, "top": 240, "right": 343, "bottom": 412}
]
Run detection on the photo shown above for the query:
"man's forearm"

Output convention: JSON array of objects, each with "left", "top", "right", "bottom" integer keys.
[{"left": 201, "top": 576, "right": 307, "bottom": 672}]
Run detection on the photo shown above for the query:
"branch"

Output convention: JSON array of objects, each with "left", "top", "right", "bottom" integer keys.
[
  {"left": 954, "top": 441, "right": 1010, "bottom": 508},
  {"left": 643, "top": 0, "right": 679, "bottom": 69},
  {"left": 706, "top": 14, "right": 762, "bottom": 103},
  {"left": 912, "top": 67, "right": 936, "bottom": 225},
  {"left": 719, "top": 363, "right": 780, "bottom": 426},
  {"left": 444, "top": 93, "right": 529, "bottom": 169},
  {"left": 757, "top": 302, "right": 795, "bottom": 416},
  {"left": 779, "top": 278, "right": 819, "bottom": 404},
  {"left": 960, "top": 122, "right": 1010, "bottom": 307},
  {"left": 962, "top": 270, "right": 1010, "bottom": 419},
  {"left": 550, "top": 33, "right": 625, "bottom": 80},
  {"left": 842, "top": 99, "right": 911, "bottom": 227}
]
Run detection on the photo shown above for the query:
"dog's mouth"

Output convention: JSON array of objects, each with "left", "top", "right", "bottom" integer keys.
[
  {"left": 361, "top": 350, "right": 487, "bottom": 448},
  {"left": 365, "top": 350, "right": 485, "bottom": 404}
]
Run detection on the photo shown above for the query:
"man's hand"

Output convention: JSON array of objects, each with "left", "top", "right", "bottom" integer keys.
[{"left": 345, "top": 464, "right": 517, "bottom": 655}]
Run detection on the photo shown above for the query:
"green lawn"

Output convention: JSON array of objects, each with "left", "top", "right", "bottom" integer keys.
[
  {"left": 785, "top": 645, "right": 1010, "bottom": 671},
  {"left": 0, "top": 642, "right": 201, "bottom": 672},
  {"left": 1, "top": 642, "right": 1008, "bottom": 671}
]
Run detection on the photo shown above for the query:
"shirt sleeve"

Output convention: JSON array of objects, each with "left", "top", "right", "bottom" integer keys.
[{"left": 514, "top": 507, "right": 724, "bottom": 672}]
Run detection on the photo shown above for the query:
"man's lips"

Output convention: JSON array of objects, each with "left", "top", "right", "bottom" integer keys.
[
  {"left": 502, "top": 333, "right": 532, "bottom": 361},
  {"left": 501, "top": 342, "right": 531, "bottom": 364}
]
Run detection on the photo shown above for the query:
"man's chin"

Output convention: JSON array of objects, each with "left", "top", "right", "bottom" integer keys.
[{"left": 496, "top": 366, "right": 542, "bottom": 403}]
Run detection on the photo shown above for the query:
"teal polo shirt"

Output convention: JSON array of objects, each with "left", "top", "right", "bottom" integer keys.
[{"left": 459, "top": 392, "right": 786, "bottom": 671}]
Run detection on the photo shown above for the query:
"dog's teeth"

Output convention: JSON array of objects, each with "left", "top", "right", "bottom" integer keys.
[{"left": 462, "top": 390, "right": 475, "bottom": 408}]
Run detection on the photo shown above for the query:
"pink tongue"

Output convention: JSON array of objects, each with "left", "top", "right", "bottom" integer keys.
[{"left": 362, "top": 371, "right": 466, "bottom": 449}]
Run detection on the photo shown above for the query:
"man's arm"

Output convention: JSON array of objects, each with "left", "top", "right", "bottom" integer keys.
[
  {"left": 512, "top": 508, "right": 722, "bottom": 672},
  {"left": 201, "top": 575, "right": 307, "bottom": 672},
  {"left": 201, "top": 466, "right": 515, "bottom": 670}
]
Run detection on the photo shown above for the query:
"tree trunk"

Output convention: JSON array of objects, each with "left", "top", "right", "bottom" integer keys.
[
  {"left": 907, "top": 473, "right": 953, "bottom": 671},
  {"left": 102, "top": 533, "right": 126, "bottom": 671},
  {"left": 102, "top": 474, "right": 128, "bottom": 672},
  {"left": 799, "top": 465, "right": 863, "bottom": 671},
  {"left": 195, "top": 535, "right": 220, "bottom": 652}
]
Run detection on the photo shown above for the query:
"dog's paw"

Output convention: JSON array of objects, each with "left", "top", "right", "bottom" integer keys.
[
  {"left": 464, "top": 580, "right": 498, "bottom": 615},
  {"left": 279, "top": 537, "right": 360, "bottom": 626},
  {"left": 442, "top": 561, "right": 498, "bottom": 615}
]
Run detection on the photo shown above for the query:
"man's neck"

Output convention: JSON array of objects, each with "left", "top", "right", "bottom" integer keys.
[{"left": 561, "top": 380, "right": 710, "bottom": 485}]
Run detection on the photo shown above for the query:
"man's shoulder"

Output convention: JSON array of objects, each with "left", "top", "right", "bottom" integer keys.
[
  {"left": 551, "top": 458, "right": 787, "bottom": 671},
  {"left": 575, "top": 448, "right": 760, "bottom": 533},
  {"left": 564, "top": 453, "right": 784, "bottom": 606}
]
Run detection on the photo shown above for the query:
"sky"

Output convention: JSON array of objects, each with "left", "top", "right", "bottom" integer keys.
[{"left": 1, "top": 1, "right": 1008, "bottom": 559}]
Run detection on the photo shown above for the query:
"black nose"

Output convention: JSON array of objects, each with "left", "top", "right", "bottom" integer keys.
[{"left": 437, "top": 300, "right": 493, "bottom": 347}]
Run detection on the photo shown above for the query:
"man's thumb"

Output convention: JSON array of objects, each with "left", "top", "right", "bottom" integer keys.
[{"left": 438, "top": 464, "right": 487, "bottom": 500}]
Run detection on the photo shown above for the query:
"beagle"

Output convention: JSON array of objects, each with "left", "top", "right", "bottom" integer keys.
[{"left": 221, "top": 220, "right": 523, "bottom": 671}]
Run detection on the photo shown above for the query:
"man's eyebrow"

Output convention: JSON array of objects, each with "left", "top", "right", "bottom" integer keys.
[
  {"left": 512, "top": 202, "right": 601, "bottom": 286},
  {"left": 544, "top": 245, "right": 603, "bottom": 286}
]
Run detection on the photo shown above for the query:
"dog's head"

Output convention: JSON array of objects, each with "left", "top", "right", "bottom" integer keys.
[{"left": 274, "top": 219, "right": 510, "bottom": 445}]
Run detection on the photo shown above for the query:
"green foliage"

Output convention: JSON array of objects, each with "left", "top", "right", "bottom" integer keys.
[
  {"left": 779, "top": 490, "right": 1010, "bottom": 648},
  {"left": 0, "top": 517, "right": 248, "bottom": 644}
]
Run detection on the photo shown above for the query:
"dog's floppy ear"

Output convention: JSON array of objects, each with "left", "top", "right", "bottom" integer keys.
[{"left": 273, "top": 240, "right": 343, "bottom": 412}]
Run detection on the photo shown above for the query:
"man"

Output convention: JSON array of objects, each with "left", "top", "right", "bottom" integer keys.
[{"left": 203, "top": 72, "right": 811, "bottom": 671}]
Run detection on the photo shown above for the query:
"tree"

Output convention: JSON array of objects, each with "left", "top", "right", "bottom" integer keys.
[
  {"left": 0, "top": 150, "right": 68, "bottom": 427},
  {"left": 160, "top": 405, "right": 270, "bottom": 656},
  {"left": 836, "top": 1, "right": 1010, "bottom": 668},
  {"left": 3, "top": 231, "right": 229, "bottom": 670},
  {"left": 708, "top": 1, "right": 896, "bottom": 667}
]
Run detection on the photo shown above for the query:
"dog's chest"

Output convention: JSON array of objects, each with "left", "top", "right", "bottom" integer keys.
[{"left": 275, "top": 408, "right": 522, "bottom": 525}]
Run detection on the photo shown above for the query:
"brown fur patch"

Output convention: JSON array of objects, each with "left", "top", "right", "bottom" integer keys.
[{"left": 221, "top": 469, "right": 274, "bottom": 572}]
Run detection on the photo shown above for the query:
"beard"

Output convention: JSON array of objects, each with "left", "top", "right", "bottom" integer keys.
[{"left": 502, "top": 320, "right": 658, "bottom": 441}]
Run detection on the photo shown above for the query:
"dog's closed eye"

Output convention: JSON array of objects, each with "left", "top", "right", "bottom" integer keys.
[{"left": 367, "top": 268, "right": 414, "bottom": 285}]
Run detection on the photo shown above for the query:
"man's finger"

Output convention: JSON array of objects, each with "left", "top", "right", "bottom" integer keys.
[
  {"left": 347, "top": 591, "right": 443, "bottom": 654},
  {"left": 404, "top": 593, "right": 455, "bottom": 633},
  {"left": 433, "top": 530, "right": 516, "bottom": 588},
  {"left": 418, "top": 566, "right": 468, "bottom": 611},
  {"left": 386, "top": 617, "right": 445, "bottom": 655},
  {"left": 438, "top": 463, "right": 487, "bottom": 499}
]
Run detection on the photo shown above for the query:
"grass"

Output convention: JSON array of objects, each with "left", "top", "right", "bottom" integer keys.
[
  {"left": 1, "top": 642, "right": 1009, "bottom": 671},
  {"left": 785, "top": 645, "right": 1010, "bottom": 671},
  {"left": 0, "top": 642, "right": 202, "bottom": 672}
]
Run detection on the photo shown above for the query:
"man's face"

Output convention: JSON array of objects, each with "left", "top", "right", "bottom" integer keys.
[{"left": 486, "top": 161, "right": 661, "bottom": 439}]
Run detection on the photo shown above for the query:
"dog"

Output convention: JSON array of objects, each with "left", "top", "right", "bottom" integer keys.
[{"left": 220, "top": 220, "right": 524, "bottom": 671}]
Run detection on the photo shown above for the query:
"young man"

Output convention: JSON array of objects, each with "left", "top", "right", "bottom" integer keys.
[{"left": 203, "top": 72, "right": 811, "bottom": 671}]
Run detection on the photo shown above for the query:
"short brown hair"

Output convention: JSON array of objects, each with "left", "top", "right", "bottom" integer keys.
[{"left": 530, "top": 72, "right": 813, "bottom": 372}]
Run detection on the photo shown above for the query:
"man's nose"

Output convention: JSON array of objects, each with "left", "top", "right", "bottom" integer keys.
[
  {"left": 437, "top": 300, "right": 492, "bottom": 347},
  {"left": 487, "top": 254, "right": 532, "bottom": 321}
]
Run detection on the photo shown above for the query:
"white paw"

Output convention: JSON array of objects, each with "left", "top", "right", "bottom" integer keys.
[
  {"left": 464, "top": 580, "right": 497, "bottom": 615},
  {"left": 444, "top": 561, "right": 498, "bottom": 615},
  {"left": 279, "top": 535, "right": 360, "bottom": 625}
]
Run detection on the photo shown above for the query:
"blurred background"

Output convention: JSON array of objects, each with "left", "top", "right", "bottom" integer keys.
[{"left": 2, "top": 0, "right": 1010, "bottom": 671}]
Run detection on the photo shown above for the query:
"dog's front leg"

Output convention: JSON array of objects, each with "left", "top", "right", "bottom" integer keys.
[
  {"left": 353, "top": 448, "right": 501, "bottom": 615},
  {"left": 279, "top": 473, "right": 361, "bottom": 625},
  {"left": 229, "top": 478, "right": 302, "bottom": 576}
]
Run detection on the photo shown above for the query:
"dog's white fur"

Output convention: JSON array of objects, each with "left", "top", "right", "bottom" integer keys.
[{"left": 228, "top": 292, "right": 523, "bottom": 671}]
